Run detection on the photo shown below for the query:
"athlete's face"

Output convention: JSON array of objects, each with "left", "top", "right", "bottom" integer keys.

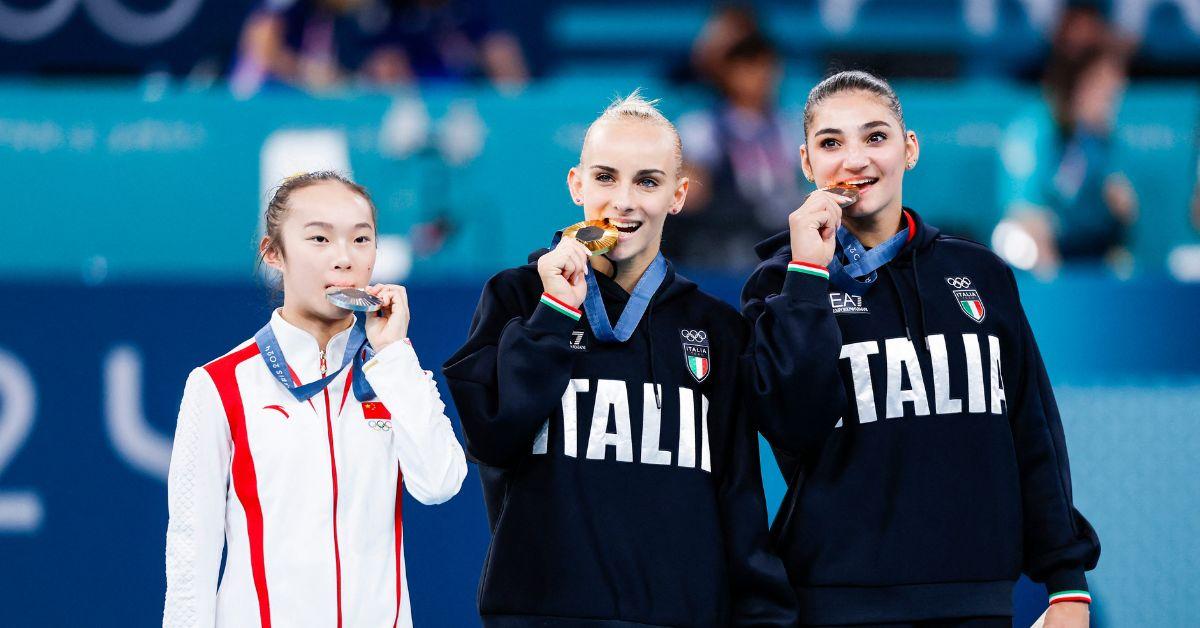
[
  {"left": 800, "top": 91, "right": 919, "bottom": 222},
  {"left": 567, "top": 119, "right": 688, "bottom": 265},
  {"left": 263, "top": 181, "right": 377, "bottom": 322}
]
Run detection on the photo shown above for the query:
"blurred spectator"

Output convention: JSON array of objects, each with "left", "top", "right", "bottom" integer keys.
[
  {"left": 232, "top": 0, "right": 527, "bottom": 96},
  {"left": 670, "top": 4, "right": 761, "bottom": 88},
  {"left": 997, "top": 26, "right": 1138, "bottom": 274},
  {"left": 667, "top": 33, "right": 805, "bottom": 270}
]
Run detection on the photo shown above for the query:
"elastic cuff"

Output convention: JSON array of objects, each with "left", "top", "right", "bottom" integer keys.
[
  {"left": 1044, "top": 569, "right": 1089, "bottom": 601},
  {"left": 538, "top": 293, "right": 582, "bottom": 321},
  {"left": 363, "top": 338, "right": 419, "bottom": 374},
  {"left": 530, "top": 295, "right": 583, "bottom": 335},
  {"left": 781, "top": 262, "right": 831, "bottom": 302},
  {"left": 1049, "top": 590, "right": 1092, "bottom": 605}
]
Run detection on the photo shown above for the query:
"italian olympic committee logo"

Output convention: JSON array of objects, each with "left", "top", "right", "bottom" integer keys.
[
  {"left": 945, "top": 276, "right": 986, "bottom": 323},
  {"left": 680, "top": 329, "right": 711, "bottom": 383}
]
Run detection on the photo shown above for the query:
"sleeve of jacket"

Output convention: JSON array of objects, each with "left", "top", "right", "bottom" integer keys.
[
  {"left": 719, "top": 327, "right": 800, "bottom": 626},
  {"left": 163, "top": 368, "right": 230, "bottom": 628},
  {"left": 442, "top": 272, "right": 581, "bottom": 467},
  {"left": 1006, "top": 269, "right": 1101, "bottom": 599},
  {"left": 363, "top": 341, "right": 468, "bottom": 505},
  {"left": 740, "top": 260, "right": 847, "bottom": 462}
]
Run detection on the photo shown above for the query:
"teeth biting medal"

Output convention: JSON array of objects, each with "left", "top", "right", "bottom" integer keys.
[
  {"left": 819, "top": 181, "right": 861, "bottom": 205},
  {"left": 562, "top": 219, "right": 619, "bottom": 256},
  {"left": 325, "top": 287, "right": 383, "bottom": 312}
]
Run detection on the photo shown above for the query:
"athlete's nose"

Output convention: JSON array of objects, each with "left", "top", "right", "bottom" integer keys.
[
  {"left": 332, "top": 241, "right": 353, "bottom": 270},
  {"left": 843, "top": 145, "right": 870, "bottom": 171},
  {"left": 610, "top": 184, "right": 636, "bottom": 215}
]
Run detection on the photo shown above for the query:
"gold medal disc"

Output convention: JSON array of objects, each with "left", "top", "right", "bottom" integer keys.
[{"left": 562, "top": 219, "right": 618, "bottom": 256}]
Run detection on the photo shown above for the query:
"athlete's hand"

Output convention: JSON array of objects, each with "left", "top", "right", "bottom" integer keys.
[
  {"left": 788, "top": 189, "right": 853, "bottom": 267},
  {"left": 364, "top": 284, "right": 410, "bottom": 351},
  {"left": 537, "top": 237, "right": 590, "bottom": 308},
  {"left": 1044, "top": 602, "right": 1089, "bottom": 628}
]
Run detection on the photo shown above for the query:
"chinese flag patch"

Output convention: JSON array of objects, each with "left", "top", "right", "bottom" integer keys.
[{"left": 362, "top": 401, "right": 391, "bottom": 420}]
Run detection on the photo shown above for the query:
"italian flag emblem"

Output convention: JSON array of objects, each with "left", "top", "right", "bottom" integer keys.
[
  {"left": 953, "top": 289, "right": 986, "bottom": 323},
  {"left": 680, "top": 329, "right": 711, "bottom": 383}
]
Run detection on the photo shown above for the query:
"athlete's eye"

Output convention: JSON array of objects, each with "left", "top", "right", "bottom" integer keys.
[
  {"left": 819, "top": 138, "right": 840, "bottom": 149},
  {"left": 595, "top": 173, "right": 614, "bottom": 183},
  {"left": 867, "top": 132, "right": 887, "bottom": 143},
  {"left": 309, "top": 235, "right": 329, "bottom": 243},
  {"left": 638, "top": 177, "right": 659, "bottom": 188},
  {"left": 355, "top": 235, "right": 372, "bottom": 244}
]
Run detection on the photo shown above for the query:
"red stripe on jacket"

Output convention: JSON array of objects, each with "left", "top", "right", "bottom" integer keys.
[{"left": 205, "top": 344, "right": 273, "bottom": 628}]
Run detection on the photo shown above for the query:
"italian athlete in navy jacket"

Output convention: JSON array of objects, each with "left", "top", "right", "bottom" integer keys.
[
  {"left": 444, "top": 93, "right": 797, "bottom": 627},
  {"left": 743, "top": 72, "right": 1100, "bottom": 627}
]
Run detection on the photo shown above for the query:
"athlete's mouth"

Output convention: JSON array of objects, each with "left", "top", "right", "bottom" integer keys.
[
  {"left": 610, "top": 219, "right": 643, "bottom": 234},
  {"left": 324, "top": 283, "right": 360, "bottom": 293},
  {"left": 840, "top": 177, "right": 878, "bottom": 191}
]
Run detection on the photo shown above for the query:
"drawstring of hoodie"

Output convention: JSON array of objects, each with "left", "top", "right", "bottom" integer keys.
[
  {"left": 883, "top": 250, "right": 930, "bottom": 352},
  {"left": 884, "top": 266, "right": 915, "bottom": 345},
  {"left": 910, "top": 249, "right": 929, "bottom": 351},
  {"left": 645, "top": 293, "right": 662, "bottom": 409}
]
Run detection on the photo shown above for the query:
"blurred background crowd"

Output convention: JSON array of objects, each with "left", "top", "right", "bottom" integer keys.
[
  {"left": 1, "top": 1, "right": 1198, "bottom": 626},
  {"left": 3, "top": 0, "right": 1199, "bottom": 281}
]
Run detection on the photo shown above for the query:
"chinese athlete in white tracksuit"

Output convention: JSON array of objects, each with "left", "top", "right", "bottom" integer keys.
[{"left": 163, "top": 172, "right": 467, "bottom": 628}]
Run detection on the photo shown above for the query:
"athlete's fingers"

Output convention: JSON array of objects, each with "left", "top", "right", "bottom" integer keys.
[{"left": 395, "top": 286, "right": 408, "bottom": 312}]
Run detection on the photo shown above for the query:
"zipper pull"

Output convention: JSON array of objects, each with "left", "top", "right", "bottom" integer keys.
[{"left": 319, "top": 349, "right": 327, "bottom": 376}]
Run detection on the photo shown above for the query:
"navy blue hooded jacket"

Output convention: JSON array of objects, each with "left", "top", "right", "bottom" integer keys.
[
  {"left": 443, "top": 250, "right": 798, "bottom": 627},
  {"left": 742, "top": 210, "right": 1100, "bottom": 625}
]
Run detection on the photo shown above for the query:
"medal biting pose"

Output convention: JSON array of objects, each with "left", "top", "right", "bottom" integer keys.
[
  {"left": 443, "top": 92, "right": 797, "bottom": 627},
  {"left": 163, "top": 171, "right": 467, "bottom": 628},
  {"left": 742, "top": 71, "right": 1100, "bottom": 627}
]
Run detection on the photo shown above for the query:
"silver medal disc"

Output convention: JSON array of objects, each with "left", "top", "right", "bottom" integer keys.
[{"left": 326, "top": 287, "right": 382, "bottom": 312}]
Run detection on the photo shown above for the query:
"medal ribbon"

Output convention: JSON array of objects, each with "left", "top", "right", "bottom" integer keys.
[
  {"left": 583, "top": 252, "right": 667, "bottom": 343},
  {"left": 254, "top": 313, "right": 377, "bottom": 402},
  {"left": 828, "top": 211, "right": 914, "bottom": 296}
]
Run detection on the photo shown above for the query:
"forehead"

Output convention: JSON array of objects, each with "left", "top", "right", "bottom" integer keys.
[
  {"left": 581, "top": 119, "right": 677, "bottom": 172},
  {"left": 808, "top": 91, "right": 899, "bottom": 134},
  {"left": 285, "top": 181, "right": 374, "bottom": 225}
]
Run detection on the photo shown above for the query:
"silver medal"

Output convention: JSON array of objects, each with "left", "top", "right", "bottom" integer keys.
[{"left": 325, "top": 287, "right": 382, "bottom": 312}]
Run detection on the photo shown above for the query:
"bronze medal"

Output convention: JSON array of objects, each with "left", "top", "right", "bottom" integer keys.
[{"left": 819, "top": 183, "right": 861, "bottom": 206}]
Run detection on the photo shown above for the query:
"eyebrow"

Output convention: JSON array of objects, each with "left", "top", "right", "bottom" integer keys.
[
  {"left": 590, "top": 165, "right": 666, "bottom": 177},
  {"left": 814, "top": 120, "right": 893, "bottom": 136},
  {"left": 303, "top": 221, "right": 374, "bottom": 229}
]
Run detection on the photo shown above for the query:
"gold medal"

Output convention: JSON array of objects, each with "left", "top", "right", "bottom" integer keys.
[{"left": 562, "top": 219, "right": 618, "bottom": 256}]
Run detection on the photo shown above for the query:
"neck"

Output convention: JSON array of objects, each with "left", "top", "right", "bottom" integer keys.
[
  {"left": 845, "top": 206, "right": 906, "bottom": 248},
  {"left": 279, "top": 303, "right": 354, "bottom": 352},
  {"left": 593, "top": 245, "right": 659, "bottom": 293}
]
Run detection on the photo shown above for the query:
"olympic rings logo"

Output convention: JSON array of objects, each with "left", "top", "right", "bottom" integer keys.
[
  {"left": 681, "top": 330, "right": 707, "bottom": 343},
  {"left": 945, "top": 277, "right": 973, "bottom": 289},
  {"left": 0, "top": 0, "right": 203, "bottom": 45},
  {"left": 367, "top": 419, "right": 392, "bottom": 432}
]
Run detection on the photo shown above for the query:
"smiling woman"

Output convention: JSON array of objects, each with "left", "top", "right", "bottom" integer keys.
[
  {"left": 741, "top": 70, "right": 1101, "bottom": 628},
  {"left": 163, "top": 170, "right": 467, "bottom": 628},
  {"left": 442, "top": 92, "right": 799, "bottom": 626}
]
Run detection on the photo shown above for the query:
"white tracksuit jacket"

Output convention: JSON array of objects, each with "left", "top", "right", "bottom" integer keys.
[{"left": 163, "top": 311, "right": 468, "bottom": 628}]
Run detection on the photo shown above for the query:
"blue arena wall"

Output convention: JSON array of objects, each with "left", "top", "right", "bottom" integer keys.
[{"left": 0, "top": 275, "right": 1197, "bottom": 626}]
